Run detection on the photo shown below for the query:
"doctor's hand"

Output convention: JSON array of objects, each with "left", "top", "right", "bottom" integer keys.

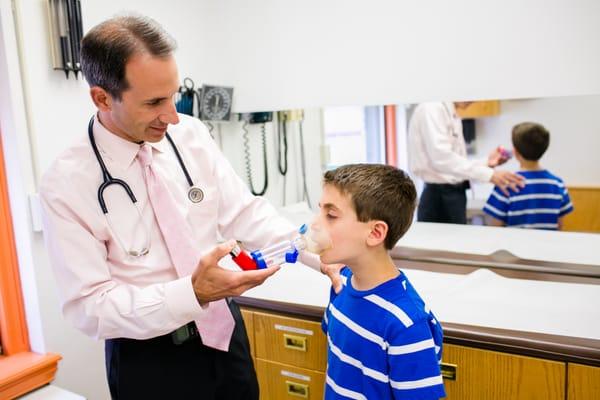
[
  {"left": 320, "top": 262, "right": 345, "bottom": 294},
  {"left": 487, "top": 146, "right": 511, "bottom": 167},
  {"left": 191, "top": 240, "right": 280, "bottom": 305},
  {"left": 490, "top": 170, "right": 525, "bottom": 196}
]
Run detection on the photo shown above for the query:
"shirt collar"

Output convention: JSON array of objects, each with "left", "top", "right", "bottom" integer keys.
[{"left": 93, "top": 114, "right": 168, "bottom": 169}]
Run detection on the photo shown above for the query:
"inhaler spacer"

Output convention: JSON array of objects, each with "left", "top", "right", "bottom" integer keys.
[{"left": 230, "top": 223, "right": 332, "bottom": 270}]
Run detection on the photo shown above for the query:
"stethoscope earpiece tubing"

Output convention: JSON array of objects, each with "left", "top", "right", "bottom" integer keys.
[{"left": 88, "top": 117, "right": 196, "bottom": 213}]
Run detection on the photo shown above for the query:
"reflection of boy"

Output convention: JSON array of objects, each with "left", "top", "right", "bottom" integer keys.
[
  {"left": 484, "top": 122, "right": 573, "bottom": 230},
  {"left": 317, "top": 164, "right": 445, "bottom": 399}
]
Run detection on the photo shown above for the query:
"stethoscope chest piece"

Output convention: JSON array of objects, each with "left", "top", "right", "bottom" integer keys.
[{"left": 188, "top": 186, "right": 204, "bottom": 203}]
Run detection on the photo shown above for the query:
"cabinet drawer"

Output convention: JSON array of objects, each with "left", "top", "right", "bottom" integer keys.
[
  {"left": 442, "top": 344, "right": 565, "bottom": 400},
  {"left": 256, "top": 358, "right": 325, "bottom": 400},
  {"left": 240, "top": 308, "right": 255, "bottom": 358},
  {"left": 254, "top": 311, "right": 327, "bottom": 372}
]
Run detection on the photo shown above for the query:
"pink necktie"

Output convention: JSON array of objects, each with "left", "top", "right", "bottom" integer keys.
[{"left": 137, "top": 144, "right": 235, "bottom": 351}]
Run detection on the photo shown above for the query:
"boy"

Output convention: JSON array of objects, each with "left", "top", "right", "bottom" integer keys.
[
  {"left": 318, "top": 164, "right": 445, "bottom": 399},
  {"left": 483, "top": 122, "right": 573, "bottom": 230}
]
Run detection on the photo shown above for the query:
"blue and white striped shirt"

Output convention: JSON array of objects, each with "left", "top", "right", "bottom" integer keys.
[
  {"left": 483, "top": 170, "right": 573, "bottom": 230},
  {"left": 322, "top": 267, "right": 445, "bottom": 400}
]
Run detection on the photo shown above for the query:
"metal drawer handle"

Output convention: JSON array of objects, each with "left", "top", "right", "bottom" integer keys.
[
  {"left": 284, "top": 333, "right": 307, "bottom": 352},
  {"left": 286, "top": 380, "right": 309, "bottom": 398},
  {"left": 441, "top": 362, "right": 457, "bottom": 380}
]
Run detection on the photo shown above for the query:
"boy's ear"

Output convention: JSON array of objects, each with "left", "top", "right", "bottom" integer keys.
[{"left": 366, "top": 220, "right": 388, "bottom": 247}]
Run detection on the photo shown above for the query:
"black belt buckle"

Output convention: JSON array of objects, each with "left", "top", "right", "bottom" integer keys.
[{"left": 171, "top": 323, "right": 198, "bottom": 345}]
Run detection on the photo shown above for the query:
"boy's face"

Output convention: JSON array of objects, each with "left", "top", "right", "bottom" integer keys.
[{"left": 314, "top": 184, "right": 373, "bottom": 266}]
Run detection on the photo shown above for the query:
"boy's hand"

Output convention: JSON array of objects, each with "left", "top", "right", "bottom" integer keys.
[
  {"left": 490, "top": 170, "right": 525, "bottom": 195},
  {"left": 320, "top": 262, "right": 345, "bottom": 293}
]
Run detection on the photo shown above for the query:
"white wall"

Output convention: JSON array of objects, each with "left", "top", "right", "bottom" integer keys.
[
  {"left": 467, "top": 95, "right": 600, "bottom": 199},
  {"left": 1, "top": 1, "right": 600, "bottom": 399},
  {"left": 198, "top": 0, "right": 600, "bottom": 111}
]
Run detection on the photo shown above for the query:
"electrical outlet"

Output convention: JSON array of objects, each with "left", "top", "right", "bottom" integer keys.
[
  {"left": 239, "top": 112, "right": 273, "bottom": 124},
  {"left": 278, "top": 109, "right": 304, "bottom": 122}
]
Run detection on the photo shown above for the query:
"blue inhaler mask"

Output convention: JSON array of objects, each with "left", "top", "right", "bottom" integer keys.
[{"left": 229, "top": 223, "right": 332, "bottom": 270}]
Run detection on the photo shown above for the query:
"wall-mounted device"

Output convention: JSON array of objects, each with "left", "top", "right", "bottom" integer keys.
[
  {"left": 175, "top": 77, "right": 200, "bottom": 116},
  {"left": 239, "top": 112, "right": 273, "bottom": 124},
  {"left": 275, "top": 110, "right": 311, "bottom": 207},
  {"left": 239, "top": 112, "right": 274, "bottom": 196},
  {"left": 47, "top": 0, "right": 83, "bottom": 79},
  {"left": 199, "top": 85, "right": 234, "bottom": 121}
]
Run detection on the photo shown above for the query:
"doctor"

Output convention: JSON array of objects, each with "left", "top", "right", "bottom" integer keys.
[
  {"left": 40, "top": 14, "right": 327, "bottom": 399},
  {"left": 408, "top": 102, "right": 524, "bottom": 224}
]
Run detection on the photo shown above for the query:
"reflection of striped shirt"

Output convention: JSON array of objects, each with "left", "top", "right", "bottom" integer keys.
[
  {"left": 322, "top": 267, "right": 445, "bottom": 400},
  {"left": 483, "top": 170, "right": 573, "bottom": 230}
]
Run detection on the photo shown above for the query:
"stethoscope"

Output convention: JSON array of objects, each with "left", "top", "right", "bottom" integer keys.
[{"left": 88, "top": 117, "right": 205, "bottom": 257}]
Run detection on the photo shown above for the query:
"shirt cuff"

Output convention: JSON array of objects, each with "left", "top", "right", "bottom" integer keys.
[
  {"left": 164, "top": 275, "right": 203, "bottom": 322},
  {"left": 472, "top": 165, "right": 494, "bottom": 183}
]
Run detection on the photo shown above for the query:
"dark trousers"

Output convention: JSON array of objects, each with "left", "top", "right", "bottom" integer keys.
[
  {"left": 417, "top": 182, "right": 468, "bottom": 224},
  {"left": 105, "top": 300, "right": 258, "bottom": 400}
]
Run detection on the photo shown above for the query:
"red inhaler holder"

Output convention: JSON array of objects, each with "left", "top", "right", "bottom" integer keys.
[{"left": 230, "top": 245, "right": 258, "bottom": 271}]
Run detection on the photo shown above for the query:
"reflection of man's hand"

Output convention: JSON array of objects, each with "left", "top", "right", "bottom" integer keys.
[
  {"left": 490, "top": 170, "right": 525, "bottom": 196},
  {"left": 320, "top": 262, "right": 345, "bottom": 294},
  {"left": 488, "top": 146, "right": 510, "bottom": 167},
  {"left": 192, "top": 240, "right": 280, "bottom": 305}
]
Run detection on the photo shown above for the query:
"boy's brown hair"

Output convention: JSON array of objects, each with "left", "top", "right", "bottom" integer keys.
[
  {"left": 512, "top": 122, "right": 550, "bottom": 161},
  {"left": 323, "top": 164, "right": 416, "bottom": 250}
]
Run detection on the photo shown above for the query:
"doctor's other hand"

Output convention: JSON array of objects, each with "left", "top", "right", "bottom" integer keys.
[
  {"left": 191, "top": 240, "right": 280, "bottom": 305},
  {"left": 320, "top": 262, "right": 345, "bottom": 294},
  {"left": 487, "top": 146, "right": 511, "bottom": 167},
  {"left": 490, "top": 170, "right": 525, "bottom": 196}
]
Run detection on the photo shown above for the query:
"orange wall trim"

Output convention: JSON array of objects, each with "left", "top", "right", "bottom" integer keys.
[
  {"left": 0, "top": 133, "right": 61, "bottom": 397},
  {"left": 0, "top": 134, "right": 29, "bottom": 355},
  {"left": 384, "top": 105, "right": 397, "bottom": 166},
  {"left": 0, "top": 352, "right": 62, "bottom": 399}
]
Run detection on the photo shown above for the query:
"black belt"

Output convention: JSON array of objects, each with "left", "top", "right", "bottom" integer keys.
[{"left": 426, "top": 181, "right": 470, "bottom": 190}]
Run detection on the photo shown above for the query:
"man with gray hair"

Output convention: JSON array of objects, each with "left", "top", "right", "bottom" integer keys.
[{"left": 39, "top": 14, "right": 315, "bottom": 399}]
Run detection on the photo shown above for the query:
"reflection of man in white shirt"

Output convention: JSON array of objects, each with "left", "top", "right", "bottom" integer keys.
[{"left": 408, "top": 102, "right": 523, "bottom": 224}]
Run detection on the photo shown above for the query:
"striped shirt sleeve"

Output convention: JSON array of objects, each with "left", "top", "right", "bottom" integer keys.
[
  {"left": 559, "top": 187, "right": 574, "bottom": 217},
  {"left": 388, "top": 320, "right": 445, "bottom": 399},
  {"left": 483, "top": 187, "right": 509, "bottom": 223}
]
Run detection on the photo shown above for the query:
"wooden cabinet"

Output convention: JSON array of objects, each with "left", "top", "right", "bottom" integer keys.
[
  {"left": 567, "top": 363, "right": 600, "bottom": 400},
  {"left": 562, "top": 186, "right": 600, "bottom": 233},
  {"left": 442, "top": 344, "right": 565, "bottom": 400},
  {"left": 244, "top": 309, "right": 326, "bottom": 400},
  {"left": 241, "top": 306, "right": 598, "bottom": 400},
  {"left": 456, "top": 100, "right": 500, "bottom": 118}
]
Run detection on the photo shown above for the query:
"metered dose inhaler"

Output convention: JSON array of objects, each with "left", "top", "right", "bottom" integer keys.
[{"left": 230, "top": 224, "right": 331, "bottom": 270}]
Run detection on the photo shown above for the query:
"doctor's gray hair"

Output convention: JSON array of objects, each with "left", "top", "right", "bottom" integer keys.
[{"left": 80, "top": 14, "right": 177, "bottom": 100}]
